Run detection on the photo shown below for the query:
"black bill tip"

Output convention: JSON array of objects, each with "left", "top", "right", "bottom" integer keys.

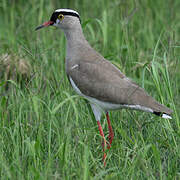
[
  {"left": 35, "top": 25, "right": 44, "bottom": 31},
  {"left": 35, "top": 21, "right": 54, "bottom": 31}
]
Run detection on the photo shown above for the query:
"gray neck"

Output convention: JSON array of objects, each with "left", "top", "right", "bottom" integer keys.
[{"left": 63, "top": 23, "right": 90, "bottom": 60}]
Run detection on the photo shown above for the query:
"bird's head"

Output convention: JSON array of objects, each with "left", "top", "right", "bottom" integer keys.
[{"left": 35, "top": 9, "right": 80, "bottom": 31}]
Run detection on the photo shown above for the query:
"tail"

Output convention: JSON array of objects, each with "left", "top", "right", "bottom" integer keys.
[
  {"left": 153, "top": 111, "right": 172, "bottom": 119},
  {"left": 139, "top": 92, "right": 173, "bottom": 119},
  {"left": 127, "top": 85, "right": 173, "bottom": 119}
]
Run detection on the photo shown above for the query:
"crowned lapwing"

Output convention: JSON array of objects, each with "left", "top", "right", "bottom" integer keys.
[{"left": 36, "top": 9, "right": 173, "bottom": 166}]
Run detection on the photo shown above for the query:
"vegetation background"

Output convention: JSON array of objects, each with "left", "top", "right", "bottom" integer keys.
[{"left": 0, "top": 0, "right": 179, "bottom": 179}]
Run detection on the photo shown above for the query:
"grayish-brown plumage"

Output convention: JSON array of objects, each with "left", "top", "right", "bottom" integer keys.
[
  {"left": 35, "top": 9, "right": 173, "bottom": 166},
  {"left": 35, "top": 8, "right": 173, "bottom": 120}
]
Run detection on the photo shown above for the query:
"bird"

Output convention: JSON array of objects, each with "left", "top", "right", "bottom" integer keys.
[{"left": 35, "top": 9, "right": 173, "bottom": 166}]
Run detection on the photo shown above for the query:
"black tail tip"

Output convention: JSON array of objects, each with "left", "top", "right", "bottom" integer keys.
[{"left": 154, "top": 111, "right": 172, "bottom": 119}]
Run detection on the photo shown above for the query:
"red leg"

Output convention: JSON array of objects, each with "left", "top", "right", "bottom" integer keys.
[
  {"left": 106, "top": 112, "right": 114, "bottom": 149},
  {"left": 97, "top": 121, "right": 107, "bottom": 167}
]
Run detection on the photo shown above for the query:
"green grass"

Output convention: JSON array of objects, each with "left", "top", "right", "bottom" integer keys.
[{"left": 0, "top": 0, "right": 180, "bottom": 179}]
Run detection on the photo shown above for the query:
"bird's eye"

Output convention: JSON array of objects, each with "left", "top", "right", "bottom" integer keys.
[{"left": 58, "top": 14, "right": 64, "bottom": 20}]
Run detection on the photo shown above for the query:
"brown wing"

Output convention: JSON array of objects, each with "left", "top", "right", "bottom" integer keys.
[{"left": 67, "top": 58, "right": 172, "bottom": 115}]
